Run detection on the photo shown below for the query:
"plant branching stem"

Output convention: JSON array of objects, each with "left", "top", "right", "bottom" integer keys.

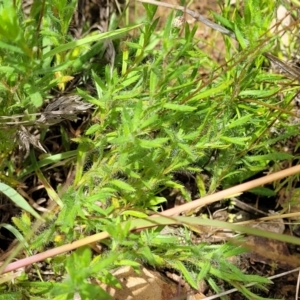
[
  {"left": 159, "top": 165, "right": 300, "bottom": 217},
  {"left": 2, "top": 164, "right": 300, "bottom": 274},
  {"left": 139, "top": 0, "right": 237, "bottom": 40}
]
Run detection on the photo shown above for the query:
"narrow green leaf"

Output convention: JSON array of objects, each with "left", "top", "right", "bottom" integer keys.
[
  {"left": 197, "top": 261, "right": 210, "bottom": 281},
  {"left": 227, "top": 115, "right": 253, "bottom": 129},
  {"left": 189, "top": 80, "right": 233, "bottom": 101},
  {"left": 0, "top": 40, "right": 23, "bottom": 54},
  {"left": 244, "top": 0, "right": 252, "bottom": 25},
  {"left": 137, "top": 138, "right": 168, "bottom": 148},
  {"left": 44, "top": 25, "right": 142, "bottom": 59},
  {"left": 119, "top": 74, "right": 140, "bottom": 88},
  {"left": 115, "top": 260, "right": 141, "bottom": 267},
  {"left": 220, "top": 136, "right": 249, "bottom": 146},
  {"left": 0, "top": 183, "right": 42, "bottom": 220},
  {"left": 211, "top": 11, "right": 234, "bottom": 31},
  {"left": 245, "top": 152, "right": 293, "bottom": 162},
  {"left": 29, "top": 91, "right": 43, "bottom": 108},
  {"left": 86, "top": 124, "right": 102, "bottom": 135},
  {"left": 110, "top": 179, "right": 136, "bottom": 192},
  {"left": 114, "top": 89, "right": 142, "bottom": 99},
  {"left": 171, "top": 261, "right": 198, "bottom": 289},
  {"left": 19, "top": 151, "right": 78, "bottom": 177},
  {"left": 121, "top": 210, "right": 148, "bottom": 218},
  {"left": 239, "top": 88, "right": 280, "bottom": 97},
  {"left": 150, "top": 69, "right": 159, "bottom": 97},
  {"left": 124, "top": 41, "right": 143, "bottom": 49},
  {"left": 248, "top": 187, "right": 276, "bottom": 196},
  {"left": 140, "top": 115, "right": 159, "bottom": 130},
  {"left": 148, "top": 197, "right": 166, "bottom": 206},
  {"left": 163, "top": 103, "right": 196, "bottom": 112},
  {"left": 0, "top": 224, "right": 31, "bottom": 252},
  {"left": 92, "top": 70, "right": 106, "bottom": 98},
  {"left": 234, "top": 23, "right": 247, "bottom": 49}
]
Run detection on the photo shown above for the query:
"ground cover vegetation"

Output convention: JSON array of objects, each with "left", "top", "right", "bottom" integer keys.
[{"left": 0, "top": 0, "right": 300, "bottom": 299}]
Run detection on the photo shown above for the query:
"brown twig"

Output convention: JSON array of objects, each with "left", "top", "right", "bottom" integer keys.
[
  {"left": 1, "top": 164, "right": 300, "bottom": 274},
  {"left": 138, "top": 0, "right": 237, "bottom": 39}
]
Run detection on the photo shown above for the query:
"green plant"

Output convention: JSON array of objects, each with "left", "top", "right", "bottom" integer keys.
[
  {"left": 0, "top": 0, "right": 138, "bottom": 186},
  {"left": 1, "top": 0, "right": 300, "bottom": 299},
  {"left": 49, "top": 247, "right": 119, "bottom": 300}
]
